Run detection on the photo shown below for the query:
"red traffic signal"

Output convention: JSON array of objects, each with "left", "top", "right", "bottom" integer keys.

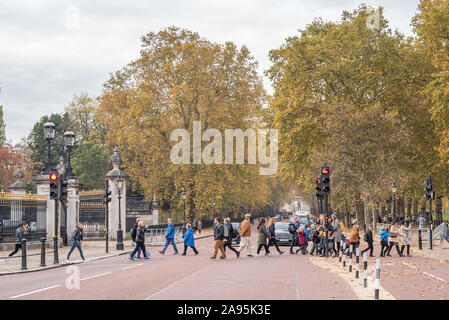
[
  {"left": 321, "top": 168, "right": 329, "bottom": 175},
  {"left": 50, "top": 173, "right": 58, "bottom": 181},
  {"left": 316, "top": 179, "right": 322, "bottom": 185}
]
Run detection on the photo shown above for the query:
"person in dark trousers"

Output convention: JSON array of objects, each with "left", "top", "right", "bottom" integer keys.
[
  {"left": 289, "top": 216, "right": 301, "bottom": 254},
  {"left": 309, "top": 224, "right": 321, "bottom": 255},
  {"left": 8, "top": 223, "right": 25, "bottom": 257},
  {"left": 130, "top": 218, "right": 142, "bottom": 259},
  {"left": 361, "top": 224, "right": 374, "bottom": 257},
  {"left": 267, "top": 217, "right": 284, "bottom": 255},
  {"left": 256, "top": 218, "right": 270, "bottom": 255},
  {"left": 211, "top": 217, "right": 226, "bottom": 259},
  {"left": 130, "top": 221, "right": 149, "bottom": 261},
  {"left": 295, "top": 226, "right": 308, "bottom": 255},
  {"left": 159, "top": 218, "right": 179, "bottom": 255},
  {"left": 197, "top": 220, "right": 202, "bottom": 234},
  {"left": 379, "top": 226, "right": 389, "bottom": 257},
  {"left": 182, "top": 223, "right": 198, "bottom": 255},
  {"left": 223, "top": 217, "right": 240, "bottom": 258},
  {"left": 66, "top": 223, "right": 86, "bottom": 263},
  {"left": 386, "top": 220, "right": 403, "bottom": 257}
]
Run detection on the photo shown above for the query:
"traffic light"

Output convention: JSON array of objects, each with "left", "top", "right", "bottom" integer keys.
[
  {"left": 49, "top": 172, "right": 59, "bottom": 200},
  {"left": 425, "top": 176, "right": 434, "bottom": 200},
  {"left": 103, "top": 190, "right": 112, "bottom": 204},
  {"left": 316, "top": 177, "right": 324, "bottom": 199},
  {"left": 59, "top": 175, "right": 68, "bottom": 200},
  {"left": 321, "top": 165, "right": 330, "bottom": 195}
]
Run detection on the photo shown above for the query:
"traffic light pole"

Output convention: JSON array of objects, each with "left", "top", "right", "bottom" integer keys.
[
  {"left": 429, "top": 198, "right": 433, "bottom": 250},
  {"left": 105, "top": 180, "right": 109, "bottom": 254},
  {"left": 324, "top": 194, "right": 329, "bottom": 258}
]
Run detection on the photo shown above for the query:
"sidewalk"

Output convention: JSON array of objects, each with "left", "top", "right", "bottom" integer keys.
[{"left": 0, "top": 229, "right": 213, "bottom": 275}]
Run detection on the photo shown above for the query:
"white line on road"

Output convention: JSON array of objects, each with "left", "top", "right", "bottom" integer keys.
[
  {"left": 10, "top": 284, "right": 62, "bottom": 299},
  {"left": 144, "top": 265, "right": 210, "bottom": 300},
  {"left": 81, "top": 272, "right": 111, "bottom": 281},
  {"left": 122, "top": 263, "right": 144, "bottom": 270},
  {"left": 295, "top": 255, "right": 300, "bottom": 300},
  {"left": 401, "top": 262, "right": 416, "bottom": 269},
  {"left": 422, "top": 272, "right": 446, "bottom": 283}
]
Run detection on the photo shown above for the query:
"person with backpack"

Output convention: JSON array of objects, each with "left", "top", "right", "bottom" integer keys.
[
  {"left": 289, "top": 216, "right": 301, "bottom": 254},
  {"left": 361, "top": 224, "right": 374, "bottom": 257},
  {"left": 130, "top": 218, "right": 142, "bottom": 259},
  {"left": 66, "top": 223, "right": 85, "bottom": 263},
  {"left": 211, "top": 217, "right": 226, "bottom": 260},
  {"left": 182, "top": 223, "right": 198, "bottom": 255},
  {"left": 159, "top": 218, "right": 179, "bottom": 255},
  {"left": 309, "top": 224, "right": 321, "bottom": 255},
  {"left": 130, "top": 221, "right": 150, "bottom": 261},
  {"left": 237, "top": 213, "right": 254, "bottom": 257},
  {"left": 295, "top": 226, "right": 308, "bottom": 255},
  {"left": 267, "top": 217, "right": 284, "bottom": 255},
  {"left": 256, "top": 218, "right": 270, "bottom": 256},
  {"left": 379, "top": 226, "right": 389, "bottom": 257},
  {"left": 8, "top": 222, "right": 25, "bottom": 257},
  {"left": 223, "top": 217, "right": 240, "bottom": 258}
]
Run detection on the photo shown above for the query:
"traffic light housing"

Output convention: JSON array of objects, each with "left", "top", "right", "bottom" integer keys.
[
  {"left": 321, "top": 166, "right": 330, "bottom": 195},
  {"left": 425, "top": 176, "right": 434, "bottom": 200},
  {"left": 316, "top": 177, "right": 324, "bottom": 199},
  {"left": 49, "top": 172, "right": 59, "bottom": 200},
  {"left": 103, "top": 190, "right": 112, "bottom": 204},
  {"left": 59, "top": 175, "right": 68, "bottom": 200}
]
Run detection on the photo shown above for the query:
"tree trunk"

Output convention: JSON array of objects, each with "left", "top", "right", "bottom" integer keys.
[
  {"left": 412, "top": 197, "right": 419, "bottom": 221},
  {"left": 406, "top": 198, "right": 412, "bottom": 219},
  {"left": 436, "top": 196, "right": 443, "bottom": 223}
]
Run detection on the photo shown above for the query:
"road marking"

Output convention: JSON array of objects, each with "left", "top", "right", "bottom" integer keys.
[
  {"left": 401, "top": 262, "right": 416, "bottom": 269},
  {"left": 144, "top": 265, "right": 210, "bottom": 300},
  {"left": 422, "top": 272, "right": 446, "bottom": 283},
  {"left": 81, "top": 272, "right": 111, "bottom": 281},
  {"left": 10, "top": 284, "right": 62, "bottom": 299},
  {"left": 122, "top": 263, "right": 144, "bottom": 270}
]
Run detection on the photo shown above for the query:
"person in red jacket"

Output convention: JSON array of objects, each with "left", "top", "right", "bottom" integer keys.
[{"left": 295, "top": 226, "right": 308, "bottom": 255}]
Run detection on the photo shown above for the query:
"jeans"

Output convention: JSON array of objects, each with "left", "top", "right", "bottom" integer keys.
[
  {"left": 361, "top": 241, "right": 374, "bottom": 256},
  {"left": 8, "top": 243, "right": 22, "bottom": 257},
  {"left": 162, "top": 238, "right": 178, "bottom": 253},
  {"left": 67, "top": 240, "right": 85, "bottom": 260},
  {"left": 289, "top": 237, "right": 298, "bottom": 252},
  {"left": 268, "top": 237, "right": 282, "bottom": 253},
  {"left": 183, "top": 244, "right": 198, "bottom": 255},
  {"left": 130, "top": 242, "right": 142, "bottom": 258},
  {"left": 130, "top": 241, "right": 147, "bottom": 258}
]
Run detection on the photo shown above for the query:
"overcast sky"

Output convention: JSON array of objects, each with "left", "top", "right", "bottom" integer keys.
[{"left": 0, "top": 0, "right": 420, "bottom": 144}]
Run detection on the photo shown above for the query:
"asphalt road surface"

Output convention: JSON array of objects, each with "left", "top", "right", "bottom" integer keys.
[{"left": 0, "top": 224, "right": 448, "bottom": 300}]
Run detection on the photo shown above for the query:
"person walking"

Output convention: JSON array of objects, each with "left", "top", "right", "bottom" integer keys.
[
  {"left": 399, "top": 221, "right": 412, "bottom": 257},
  {"left": 331, "top": 213, "right": 342, "bottom": 255},
  {"left": 309, "top": 225, "right": 321, "bottom": 256},
  {"left": 211, "top": 217, "right": 226, "bottom": 260},
  {"left": 182, "top": 223, "right": 199, "bottom": 255},
  {"left": 66, "top": 223, "right": 86, "bottom": 263},
  {"left": 295, "top": 226, "right": 308, "bottom": 255},
  {"left": 386, "top": 220, "right": 403, "bottom": 257},
  {"left": 159, "top": 218, "right": 179, "bottom": 255},
  {"left": 130, "top": 218, "right": 142, "bottom": 259},
  {"left": 418, "top": 215, "right": 426, "bottom": 229},
  {"left": 289, "top": 216, "right": 301, "bottom": 254},
  {"left": 192, "top": 219, "right": 197, "bottom": 234},
  {"left": 197, "top": 220, "right": 202, "bottom": 235},
  {"left": 361, "top": 224, "right": 374, "bottom": 257},
  {"left": 223, "top": 217, "right": 240, "bottom": 258},
  {"left": 8, "top": 222, "right": 25, "bottom": 257},
  {"left": 267, "top": 217, "right": 284, "bottom": 255},
  {"left": 379, "top": 226, "right": 389, "bottom": 257},
  {"left": 349, "top": 219, "right": 360, "bottom": 251},
  {"left": 256, "top": 218, "right": 270, "bottom": 256},
  {"left": 129, "top": 221, "right": 149, "bottom": 261},
  {"left": 237, "top": 213, "right": 254, "bottom": 257}
]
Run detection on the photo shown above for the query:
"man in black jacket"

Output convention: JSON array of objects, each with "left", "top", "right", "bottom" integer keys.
[
  {"left": 210, "top": 217, "right": 226, "bottom": 260},
  {"left": 66, "top": 223, "right": 85, "bottom": 263},
  {"left": 130, "top": 221, "right": 149, "bottom": 261},
  {"left": 8, "top": 223, "right": 25, "bottom": 257},
  {"left": 289, "top": 217, "right": 301, "bottom": 254},
  {"left": 130, "top": 218, "right": 142, "bottom": 259},
  {"left": 223, "top": 217, "right": 240, "bottom": 258},
  {"left": 361, "top": 224, "right": 374, "bottom": 257}
]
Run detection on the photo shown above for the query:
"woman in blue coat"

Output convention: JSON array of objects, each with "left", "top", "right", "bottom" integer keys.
[{"left": 182, "top": 223, "right": 199, "bottom": 255}]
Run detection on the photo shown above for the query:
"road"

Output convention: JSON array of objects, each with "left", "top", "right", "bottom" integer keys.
[{"left": 0, "top": 224, "right": 448, "bottom": 300}]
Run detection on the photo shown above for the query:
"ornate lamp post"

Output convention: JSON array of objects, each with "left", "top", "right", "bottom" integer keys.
[
  {"left": 391, "top": 181, "right": 397, "bottom": 220},
  {"left": 64, "top": 131, "right": 76, "bottom": 179},
  {"left": 115, "top": 175, "right": 124, "bottom": 250},
  {"left": 42, "top": 121, "right": 56, "bottom": 174},
  {"left": 181, "top": 190, "right": 186, "bottom": 235}
]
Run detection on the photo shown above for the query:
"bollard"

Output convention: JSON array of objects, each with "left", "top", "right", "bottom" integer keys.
[
  {"left": 375, "top": 258, "right": 381, "bottom": 299},
  {"left": 355, "top": 247, "right": 360, "bottom": 279},
  {"left": 40, "top": 237, "right": 46, "bottom": 267},
  {"left": 339, "top": 240, "right": 342, "bottom": 263},
  {"left": 349, "top": 244, "right": 353, "bottom": 272},
  {"left": 53, "top": 236, "right": 59, "bottom": 265},
  {"left": 418, "top": 229, "right": 422, "bottom": 250},
  {"left": 21, "top": 239, "right": 27, "bottom": 270},
  {"left": 363, "top": 252, "right": 368, "bottom": 288},
  {"left": 342, "top": 241, "right": 346, "bottom": 267}
]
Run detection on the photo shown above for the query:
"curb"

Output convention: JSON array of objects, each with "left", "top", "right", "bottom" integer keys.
[{"left": 0, "top": 233, "right": 213, "bottom": 276}]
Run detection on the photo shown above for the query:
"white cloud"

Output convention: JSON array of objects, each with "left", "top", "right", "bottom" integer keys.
[{"left": 0, "top": 0, "right": 420, "bottom": 143}]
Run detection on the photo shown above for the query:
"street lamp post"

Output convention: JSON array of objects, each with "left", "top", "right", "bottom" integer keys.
[
  {"left": 391, "top": 181, "right": 397, "bottom": 220},
  {"left": 42, "top": 121, "right": 56, "bottom": 174},
  {"left": 64, "top": 131, "right": 76, "bottom": 179},
  {"left": 181, "top": 190, "right": 186, "bottom": 236},
  {"left": 115, "top": 176, "right": 124, "bottom": 250}
]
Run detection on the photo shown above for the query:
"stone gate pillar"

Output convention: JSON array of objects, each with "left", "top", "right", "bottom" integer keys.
[
  {"left": 106, "top": 147, "right": 128, "bottom": 241},
  {"left": 67, "top": 178, "right": 79, "bottom": 239},
  {"left": 152, "top": 195, "right": 159, "bottom": 226},
  {"left": 35, "top": 173, "right": 55, "bottom": 239}
]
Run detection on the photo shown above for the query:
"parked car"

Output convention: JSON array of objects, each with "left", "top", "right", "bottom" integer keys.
[
  {"left": 231, "top": 222, "right": 241, "bottom": 246},
  {"left": 274, "top": 222, "right": 293, "bottom": 246},
  {"left": 275, "top": 214, "right": 281, "bottom": 221}
]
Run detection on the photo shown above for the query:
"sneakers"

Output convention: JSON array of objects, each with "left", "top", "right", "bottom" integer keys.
[
  {"left": 159, "top": 251, "right": 165, "bottom": 255},
  {"left": 83, "top": 259, "right": 87, "bottom": 263},
  {"left": 247, "top": 254, "right": 254, "bottom": 257},
  {"left": 279, "top": 251, "right": 284, "bottom": 255},
  {"left": 195, "top": 252, "right": 199, "bottom": 255},
  {"left": 236, "top": 252, "right": 240, "bottom": 258},
  {"left": 129, "top": 257, "right": 134, "bottom": 261},
  {"left": 181, "top": 253, "right": 186, "bottom": 256},
  {"left": 210, "top": 257, "right": 216, "bottom": 260},
  {"left": 66, "top": 259, "right": 71, "bottom": 264},
  {"left": 220, "top": 256, "right": 226, "bottom": 260},
  {"left": 144, "top": 257, "right": 150, "bottom": 260}
]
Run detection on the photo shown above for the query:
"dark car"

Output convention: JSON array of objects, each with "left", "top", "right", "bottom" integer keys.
[
  {"left": 274, "top": 222, "right": 293, "bottom": 246},
  {"left": 231, "top": 222, "right": 241, "bottom": 246}
]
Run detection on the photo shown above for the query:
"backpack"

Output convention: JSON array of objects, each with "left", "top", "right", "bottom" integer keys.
[
  {"left": 130, "top": 225, "right": 137, "bottom": 240},
  {"left": 288, "top": 223, "right": 296, "bottom": 234}
]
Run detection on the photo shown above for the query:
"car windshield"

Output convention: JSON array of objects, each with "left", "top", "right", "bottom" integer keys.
[
  {"left": 231, "top": 223, "right": 240, "bottom": 231},
  {"left": 299, "top": 218, "right": 309, "bottom": 225},
  {"left": 275, "top": 222, "right": 289, "bottom": 230}
]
